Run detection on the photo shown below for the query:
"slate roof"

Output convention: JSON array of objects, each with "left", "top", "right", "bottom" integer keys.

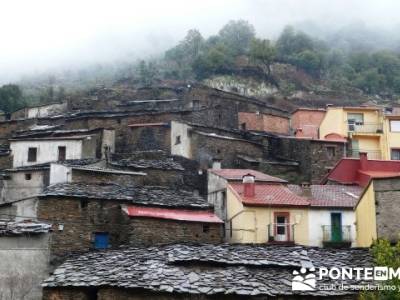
[
  {"left": 43, "top": 243, "right": 372, "bottom": 297},
  {"left": 110, "top": 158, "right": 184, "bottom": 171},
  {"left": 0, "top": 144, "right": 10, "bottom": 156},
  {"left": 40, "top": 183, "right": 211, "bottom": 209},
  {"left": 229, "top": 183, "right": 310, "bottom": 207},
  {"left": 6, "top": 159, "right": 100, "bottom": 172},
  {"left": 0, "top": 220, "right": 51, "bottom": 236},
  {"left": 209, "top": 168, "right": 287, "bottom": 183},
  {"left": 288, "top": 185, "right": 363, "bottom": 208}
]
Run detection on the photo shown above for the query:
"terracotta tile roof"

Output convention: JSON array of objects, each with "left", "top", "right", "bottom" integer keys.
[
  {"left": 209, "top": 169, "right": 287, "bottom": 183},
  {"left": 122, "top": 205, "right": 223, "bottom": 223},
  {"left": 229, "top": 183, "right": 309, "bottom": 207},
  {"left": 288, "top": 185, "right": 363, "bottom": 208}
]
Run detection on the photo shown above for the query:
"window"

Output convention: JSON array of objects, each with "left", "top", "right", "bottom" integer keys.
[
  {"left": 326, "top": 146, "right": 336, "bottom": 159},
  {"left": 58, "top": 146, "right": 66, "bottom": 161},
  {"left": 241, "top": 123, "right": 247, "bottom": 130},
  {"left": 390, "top": 120, "right": 400, "bottom": 132},
  {"left": 347, "top": 113, "right": 364, "bottom": 131},
  {"left": 25, "top": 173, "right": 32, "bottom": 180},
  {"left": 93, "top": 232, "right": 109, "bottom": 249},
  {"left": 175, "top": 135, "right": 181, "bottom": 145},
  {"left": 27, "top": 147, "right": 37, "bottom": 162},
  {"left": 391, "top": 149, "right": 400, "bottom": 160},
  {"left": 80, "top": 199, "right": 88, "bottom": 209},
  {"left": 192, "top": 100, "right": 200, "bottom": 109},
  {"left": 202, "top": 225, "right": 210, "bottom": 233}
]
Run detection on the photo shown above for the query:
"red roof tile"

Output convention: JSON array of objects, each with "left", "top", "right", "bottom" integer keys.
[
  {"left": 209, "top": 169, "right": 287, "bottom": 183},
  {"left": 288, "top": 185, "right": 362, "bottom": 208},
  {"left": 122, "top": 205, "right": 223, "bottom": 223},
  {"left": 229, "top": 183, "right": 309, "bottom": 207}
]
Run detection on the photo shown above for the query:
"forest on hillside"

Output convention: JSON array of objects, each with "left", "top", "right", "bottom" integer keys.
[{"left": 2, "top": 20, "right": 400, "bottom": 113}]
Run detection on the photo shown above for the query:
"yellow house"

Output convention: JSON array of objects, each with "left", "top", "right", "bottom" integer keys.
[
  {"left": 226, "top": 175, "right": 310, "bottom": 245},
  {"left": 319, "top": 106, "right": 384, "bottom": 159},
  {"left": 382, "top": 115, "right": 400, "bottom": 160},
  {"left": 355, "top": 181, "right": 377, "bottom": 247}
]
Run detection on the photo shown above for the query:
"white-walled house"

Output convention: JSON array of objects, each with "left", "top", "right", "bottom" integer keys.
[
  {"left": 10, "top": 136, "right": 97, "bottom": 168},
  {"left": 288, "top": 184, "right": 362, "bottom": 248},
  {"left": 9, "top": 129, "right": 115, "bottom": 168}
]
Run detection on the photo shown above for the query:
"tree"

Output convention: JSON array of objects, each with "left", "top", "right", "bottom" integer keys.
[
  {"left": 0, "top": 84, "right": 25, "bottom": 114},
  {"left": 276, "top": 26, "right": 314, "bottom": 60},
  {"left": 292, "top": 50, "right": 322, "bottom": 76},
  {"left": 138, "top": 60, "right": 158, "bottom": 86},
  {"left": 192, "top": 44, "right": 233, "bottom": 79},
  {"left": 361, "top": 239, "right": 400, "bottom": 300},
  {"left": 354, "top": 68, "right": 386, "bottom": 94},
  {"left": 249, "top": 38, "right": 276, "bottom": 75},
  {"left": 218, "top": 20, "right": 256, "bottom": 56}
]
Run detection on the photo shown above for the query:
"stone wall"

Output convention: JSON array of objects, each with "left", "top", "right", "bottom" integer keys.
[
  {"left": 71, "top": 169, "right": 147, "bottom": 186},
  {"left": 127, "top": 218, "right": 222, "bottom": 246},
  {"left": 238, "top": 112, "right": 290, "bottom": 134},
  {"left": 269, "top": 137, "right": 345, "bottom": 183},
  {"left": 37, "top": 197, "right": 220, "bottom": 264},
  {"left": 43, "top": 287, "right": 358, "bottom": 300},
  {"left": 190, "top": 131, "right": 265, "bottom": 169},
  {"left": 37, "top": 197, "right": 130, "bottom": 263},
  {"left": 373, "top": 178, "right": 400, "bottom": 243},
  {"left": 125, "top": 124, "right": 171, "bottom": 153}
]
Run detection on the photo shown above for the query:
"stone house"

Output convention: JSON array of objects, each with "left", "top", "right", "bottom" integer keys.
[
  {"left": 9, "top": 128, "right": 115, "bottom": 168},
  {"left": 37, "top": 182, "right": 223, "bottom": 263},
  {"left": 10, "top": 102, "right": 68, "bottom": 120},
  {"left": 291, "top": 108, "right": 326, "bottom": 139},
  {"left": 238, "top": 111, "right": 290, "bottom": 134},
  {"left": 0, "top": 220, "right": 51, "bottom": 300},
  {"left": 42, "top": 243, "right": 372, "bottom": 300}
]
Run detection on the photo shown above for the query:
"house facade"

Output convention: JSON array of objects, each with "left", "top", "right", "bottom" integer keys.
[{"left": 291, "top": 108, "right": 326, "bottom": 139}]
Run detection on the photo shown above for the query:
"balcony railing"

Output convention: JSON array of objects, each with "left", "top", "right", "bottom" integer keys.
[
  {"left": 322, "top": 225, "right": 351, "bottom": 244},
  {"left": 347, "top": 122, "right": 383, "bottom": 134},
  {"left": 348, "top": 149, "right": 382, "bottom": 160},
  {"left": 267, "top": 223, "right": 295, "bottom": 243}
]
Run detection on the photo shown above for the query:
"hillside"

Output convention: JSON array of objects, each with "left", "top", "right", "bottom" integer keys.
[{"left": 2, "top": 20, "right": 400, "bottom": 113}]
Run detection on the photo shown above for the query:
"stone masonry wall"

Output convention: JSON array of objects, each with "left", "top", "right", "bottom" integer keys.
[
  {"left": 43, "top": 287, "right": 358, "bottom": 300},
  {"left": 125, "top": 125, "right": 171, "bottom": 153},
  {"left": 373, "top": 178, "right": 400, "bottom": 243},
  {"left": 190, "top": 132, "right": 265, "bottom": 169},
  {"left": 37, "top": 197, "right": 130, "bottom": 264},
  {"left": 127, "top": 218, "right": 222, "bottom": 246},
  {"left": 71, "top": 169, "right": 146, "bottom": 186}
]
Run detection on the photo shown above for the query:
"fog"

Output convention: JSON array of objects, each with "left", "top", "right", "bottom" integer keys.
[{"left": 1, "top": 0, "right": 400, "bottom": 83}]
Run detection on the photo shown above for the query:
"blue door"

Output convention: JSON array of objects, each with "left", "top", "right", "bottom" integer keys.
[{"left": 94, "top": 232, "right": 109, "bottom": 249}]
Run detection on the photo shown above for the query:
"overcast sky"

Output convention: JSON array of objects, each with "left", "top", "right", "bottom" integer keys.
[{"left": 1, "top": 0, "right": 400, "bottom": 83}]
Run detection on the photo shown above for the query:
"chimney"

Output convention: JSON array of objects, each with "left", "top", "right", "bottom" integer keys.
[
  {"left": 243, "top": 174, "right": 255, "bottom": 197},
  {"left": 359, "top": 152, "right": 368, "bottom": 170},
  {"left": 212, "top": 158, "right": 222, "bottom": 170},
  {"left": 301, "top": 182, "right": 312, "bottom": 198}
]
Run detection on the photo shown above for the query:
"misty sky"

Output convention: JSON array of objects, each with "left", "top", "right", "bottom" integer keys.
[{"left": 1, "top": 0, "right": 400, "bottom": 83}]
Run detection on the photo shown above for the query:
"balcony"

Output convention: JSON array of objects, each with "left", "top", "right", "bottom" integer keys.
[
  {"left": 267, "top": 223, "right": 295, "bottom": 244},
  {"left": 347, "top": 122, "right": 383, "bottom": 135},
  {"left": 322, "top": 225, "right": 352, "bottom": 248},
  {"left": 348, "top": 149, "right": 382, "bottom": 160}
]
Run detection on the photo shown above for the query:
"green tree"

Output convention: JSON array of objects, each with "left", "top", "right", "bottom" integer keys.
[
  {"left": 192, "top": 44, "right": 233, "bottom": 79},
  {"left": 0, "top": 84, "right": 25, "bottom": 113},
  {"left": 249, "top": 38, "right": 276, "bottom": 75},
  {"left": 361, "top": 239, "right": 400, "bottom": 300},
  {"left": 276, "top": 26, "right": 314, "bottom": 60},
  {"left": 218, "top": 20, "right": 255, "bottom": 56},
  {"left": 138, "top": 60, "right": 158, "bottom": 86},
  {"left": 354, "top": 68, "right": 386, "bottom": 94},
  {"left": 292, "top": 50, "right": 322, "bottom": 76}
]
